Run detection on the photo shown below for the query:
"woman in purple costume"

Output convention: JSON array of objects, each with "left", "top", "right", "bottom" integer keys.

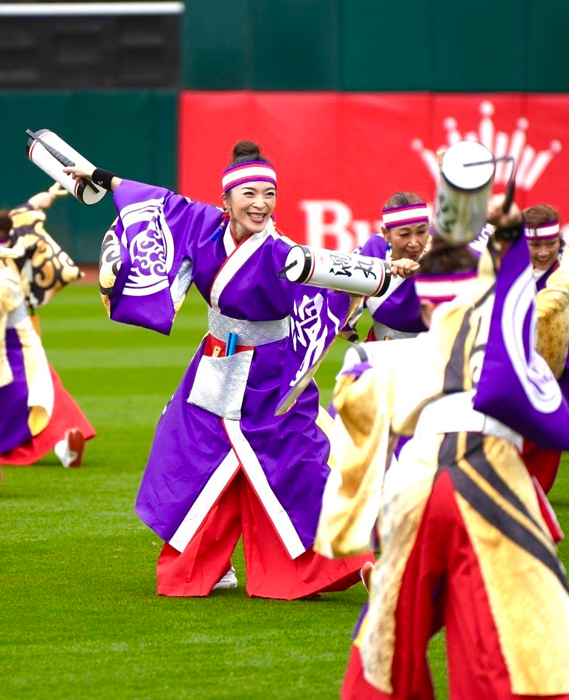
[
  {"left": 525, "top": 203, "right": 564, "bottom": 291},
  {"left": 65, "top": 141, "right": 373, "bottom": 599},
  {"left": 358, "top": 192, "right": 430, "bottom": 342},
  {"left": 521, "top": 204, "right": 567, "bottom": 494},
  {"left": 335, "top": 193, "right": 431, "bottom": 457}
]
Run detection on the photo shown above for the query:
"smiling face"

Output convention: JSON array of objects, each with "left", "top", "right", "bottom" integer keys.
[
  {"left": 383, "top": 221, "right": 430, "bottom": 261},
  {"left": 527, "top": 237, "right": 561, "bottom": 271},
  {"left": 222, "top": 181, "right": 277, "bottom": 242}
]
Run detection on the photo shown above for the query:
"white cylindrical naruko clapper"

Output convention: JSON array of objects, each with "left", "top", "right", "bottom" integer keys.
[
  {"left": 435, "top": 140, "right": 495, "bottom": 245},
  {"left": 282, "top": 245, "right": 391, "bottom": 297},
  {"left": 26, "top": 129, "right": 107, "bottom": 205}
]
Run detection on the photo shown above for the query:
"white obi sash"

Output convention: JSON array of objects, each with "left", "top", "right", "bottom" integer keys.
[
  {"left": 414, "top": 390, "right": 522, "bottom": 449},
  {"left": 187, "top": 308, "right": 289, "bottom": 421}
]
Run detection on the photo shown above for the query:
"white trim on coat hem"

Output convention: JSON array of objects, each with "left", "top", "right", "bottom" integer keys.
[
  {"left": 168, "top": 450, "right": 240, "bottom": 552},
  {"left": 223, "top": 418, "right": 307, "bottom": 559}
]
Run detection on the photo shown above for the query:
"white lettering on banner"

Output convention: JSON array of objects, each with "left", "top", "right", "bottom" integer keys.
[{"left": 299, "top": 200, "right": 382, "bottom": 252}]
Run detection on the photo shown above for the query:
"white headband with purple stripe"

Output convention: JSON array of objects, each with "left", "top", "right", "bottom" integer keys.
[
  {"left": 222, "top": 161, "right": 277, "bottom": 193},
  {"left": 414, "top": 270, "right": 477, "bottom": 305},
  {"left": 382, "top": 202, "right": 429, "bottom": 230},
  {"left": 524, "top": 221, "right": 560, "bottom": 240}
]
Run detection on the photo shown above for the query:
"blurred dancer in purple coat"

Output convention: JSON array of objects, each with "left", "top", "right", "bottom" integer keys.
[
  {"left": 358, "top": 192, "right": 430, "bottom": 342},
  {"left": 521, "top": 204, "right": 567, "bottom": 494}
]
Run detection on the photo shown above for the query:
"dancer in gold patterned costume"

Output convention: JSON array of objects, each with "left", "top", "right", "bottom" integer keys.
[
  {"left": 317, "top": 196, "right": 569, "bottom": 699},
  {"left": 0, "top": 184, "right": 95, "bottom": 468}
]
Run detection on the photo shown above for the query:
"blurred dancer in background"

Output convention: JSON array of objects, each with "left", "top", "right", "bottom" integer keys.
[
  {"left": 358, "top": 192, "right": 430, "bottom": 342},
  {"left": 317, "top": 196, "right": 569, "bottom": 699},
  {"left": 522, "top": 204, "right": 568, "bottom": 493},
  {"left": 525, "top": 204, "right": 564, "bottom": 290},
  {"left": 0, "top": 183, "right": 95, "bottom": 470}
]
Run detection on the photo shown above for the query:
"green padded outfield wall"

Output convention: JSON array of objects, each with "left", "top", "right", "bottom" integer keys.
[
  {"left": 3, "top": 0, "right": 566, "bottom": 264},
  {"left": 181, "top": 0, "right": 569, "bottom": 92},
  {"left": 0, "top": 92, "right": 177, "bottom": 263}
]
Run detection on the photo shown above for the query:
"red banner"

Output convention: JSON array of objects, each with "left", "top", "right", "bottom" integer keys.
[{"left": 179, "top": 92, "right": 569, "bottom": 250}]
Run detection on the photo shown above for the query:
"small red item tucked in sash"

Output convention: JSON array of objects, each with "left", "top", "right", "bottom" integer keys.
[{"left": 203, "top": 334, "right": 254, "bottom": 358}]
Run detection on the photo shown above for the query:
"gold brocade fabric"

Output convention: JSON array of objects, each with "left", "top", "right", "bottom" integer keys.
[
  {"left": 316, "top": 243, "right": 569, "bottom": 561},
  {"left": 315, "top": 250, "right": 496, "bottom": 559},
  {"left": 314, "top": 368, "right": 393, "bottom": 559},
  {"left": 536, "top": 256, "right": 569, "bottom": 378},
  {"left": 359, "top": 431, "right": 569, "bottom": 696},
  {"left": 362, "top": 433, "right": 441, "bottom": 694},
  {"left": 9, "top": 203, "right": 82, "bottom": 308},
  {"left": 0, "top": 255, "right": 53, "bottom": 434},
  {"left": 0, "top": 259, "right": 25, "bottom": 387},
  {"left": 18, "top": 322, "right": 52, "bottom": 436},
  {"left": 316, "top": 243, "right": 569, "bottom": 696},
  {"left": 454, "top": 433, "right": 569, "bottom": 695}
]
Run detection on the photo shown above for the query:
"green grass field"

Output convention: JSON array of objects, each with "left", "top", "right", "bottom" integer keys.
[{"left": 2, "top": 285, "right": 568, "bottom": 699}]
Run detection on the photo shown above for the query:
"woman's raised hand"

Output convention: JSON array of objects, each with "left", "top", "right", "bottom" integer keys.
[
  {"left": 486, "top": 194, "right": 523, "bottom": 230},
  {"left": 390, "top": 258, "right": 420, "bottom": 279},
  {"left": 63, "top": 165, "right": 95, "bottom": 184}
]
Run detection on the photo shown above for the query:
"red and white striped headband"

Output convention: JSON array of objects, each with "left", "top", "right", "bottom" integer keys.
[
  {"left": 414, "top": 270, "right": 477, "bottom": 305},
  {"left": 382, "top": 202, "right": 429, "bottom": 230},
  {"left": 524, "top": 221, "right": 560, "bottom": 240},
  {"left": 222, "top": 161, "right": 277, "bottom": 194}
]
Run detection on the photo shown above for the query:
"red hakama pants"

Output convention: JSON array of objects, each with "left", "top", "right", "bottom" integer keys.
[
  {"left": 521, "top": 439, "right": 562, "bottom": 495},
  {"left": 157, "top": 469, "right": 373, "bottom": 600},
  {"left": 341, "top": 471, "right": 569, "bottom": 700}
]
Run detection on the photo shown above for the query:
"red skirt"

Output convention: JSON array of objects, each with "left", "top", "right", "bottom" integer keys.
[
  {"left": 342, "top": 471, "right": 569, "bottom": 700},
  {"left": 521, "top": 439, "right": 562, "bottom": 495},
  {"left": 0, "top": 364, "right": 95, "bottom": 465}
]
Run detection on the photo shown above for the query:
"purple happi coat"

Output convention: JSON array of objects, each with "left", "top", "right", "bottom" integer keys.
[
  {"left": 102, "top": 180, "right": 351, "bottom": 557},
  {"left": 534, "top": 254, "right": 569, "bottom": 405},
  {"left": 474, "top": 235, "right": 569, "bottom": 451},
  {"left": 358, "top": 234, "right": 426, "bottom": 339},
  {"left": 0, "top": 331, "right": 36, "bottom": 453}
]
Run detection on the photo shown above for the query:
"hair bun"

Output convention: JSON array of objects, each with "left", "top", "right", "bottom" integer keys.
[
  {"left": 232, "top": 140, "right": 261, "bottom": 161},
  {"left": 0, "top": 211, "right": 13, "bottom": 236}
]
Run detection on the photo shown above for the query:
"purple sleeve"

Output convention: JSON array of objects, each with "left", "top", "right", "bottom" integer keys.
[
  {"left": 473, "top": 234, "right": 569, "bottom": 451},
  {"left": 359, "top": 234, "right": 389, "bottom": 259},
  {"left": 103, "top": 179, "right": 221, "bottom": 335}
]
